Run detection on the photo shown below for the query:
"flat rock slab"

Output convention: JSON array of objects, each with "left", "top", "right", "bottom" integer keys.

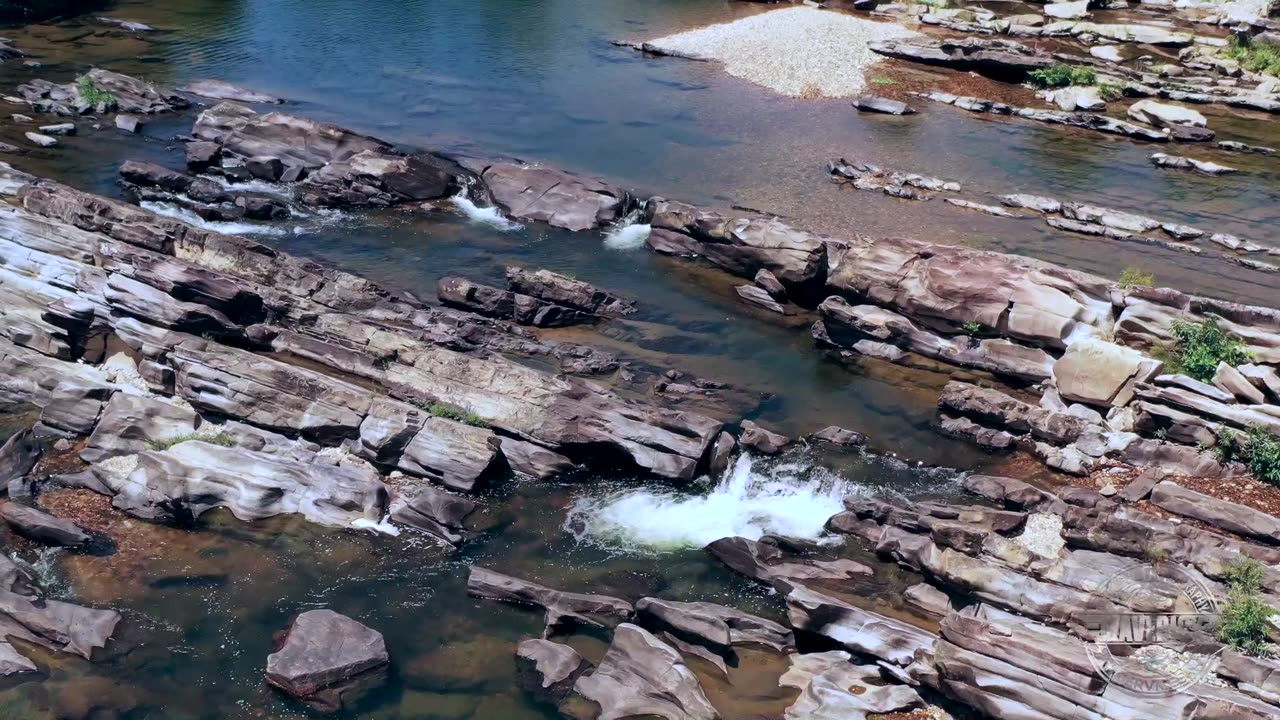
[
  {"left": 1150, "top": 481, "right": 1280, "bottom": 545},
  {"left": 0, "top": 502, "right": 90, "bottom": 546},
  {"left": 180, "top": 80, "right": 284, "bottom": 104},
  {"left": 570, "top": 623, "right": 718, "bottom": 720},
  {"left": 266, "top": 610, "right": 389, "bottom": 704}
]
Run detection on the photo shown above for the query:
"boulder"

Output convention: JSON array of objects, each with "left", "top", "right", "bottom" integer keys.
[
  {"left": 1044, "top": 1, "right": 1089, "bottom": 19},
  {"left": 516, "top": 639, "right": 591, "bottom": 705},
  {"left": 753, "top": 269, "right": 787, "bottom": 300},
  {"left": 1212, "top": 362, "right": 1266, "bottom": 404},
  {"left": 939, "top": 381, "right": 1092, "bottom": 445},
  {"left": 570, "top": 623, "right": 719, "bottom": 720},
  {"left": 0, "top": 427, "right": 40, "bottom": 488},
  {"left": 1000, "top": 193, "right": 1062, "bottom": 214},
  {"left": 505, "top": 267, "right": 635, "bottom": 317},
  {"left": 868, "top": 38, "right": 1057, "bottom": 79},
  {"left": 809, "top": 426, "right": 866, "bottom": 446},
  {"left": 1150, "top": 481, "right": 1280, "bottom": 545},
  {"left": 388, "top": 484, "right": 477, "bottom": 546},
  {"left": 1053, "top": 338, "right": 1160, "bottom": 407},
  {"left": 120, "top": 160, "right": 194, "bottom": 194},
  {"left": 635, "top": 597, "right": 794, "bottom": 653},
  {"left": 735, "top": 285, "right": 785, "bottom": 314},
  {"left": 24, "top": 132, "right": 56, "bottom": 148},
  {"left": 466, "top": 567, "right": 633, "bottom": 633},
  {"left": 498, "top": 437, "right": 577, "bottom": 479},
  {"left": 266, "top": 609, "right": 389, "bottom": 711},
  {"left": 786, "top": 586, "right": 936, "bottom": 668},
  {"left": 779, "top": 651, "right": 923, "bottom": 720},
  {"left": 81, "top": 393, "right": 199, "bottom": 464},
  {"left": 0, "top": 502, "right": 90, "bottom": 546},
  {"left": 115, "top": 114, "right": 143, "bottom": 133},
  {"left": 1150, "top": 153, "right": 1237, "bottom": 176},
  {"left": 471, "top": 161, "right": 625, "bottom": 232},
  {"left": 1045, "top": 86, "right": 1105, "bottom": 112},
  {"left": 853, "top": 96, "right": 916, "bottom": 115},
  {"left": 739, "top": 420, "right": 791, "bottom": 455},
  {"left": 38, "top": 123, "right": 75, "bottom": 136},
  {"left": 1238, "top": 364, "right": 1280, "bottom": 401},
  {"left": 179, "top": 80, "right": 284, "bottom": 104},
  {"left": 705, "top": 536, "right": 872, "bottom": 592},
  {"left": 1127, "top": 100, "right": 1207, "bottom": 128}
]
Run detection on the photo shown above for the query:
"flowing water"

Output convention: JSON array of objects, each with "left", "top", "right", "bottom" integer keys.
[{"left": 0, "top": 0, "right": 1275, "bottom": 718}]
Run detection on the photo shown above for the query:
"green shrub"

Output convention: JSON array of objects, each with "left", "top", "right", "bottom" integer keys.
[
  {"left": 1118, "top": 266, "right": 1154, "bottom": 290},
  {"left": 1097, "top": 82, "right": 1125, "bottom": 101},
  {"left": 1158, "top": 317, "right": 1253, "bottom": 382},
  {"left": 1027, "top": 65, "right": 1097, "bottom": 89},
  {"left": 1247, "top": 427, "right": 1280, "bottom": 485},
  {"left": 148, "top": 433, "right": 235, "bottom": 451},
  {"left": 1219, "top": 558, "right": 1276, "bottom": 657},
  {"left": 1215, "top": 427, "right": 1243, "bottom": 463},
  {"left": 1224, "top": 34, "right": 1280, "bottom": 77},
  {"left": 423, "top": 402, "right": 487, "bottom": 428},
  {"left": 961, "top": 320, "right": 983, "bottom": 336},
  {"left": 76, "top": 75, "right": 117, "bottom": 109}
]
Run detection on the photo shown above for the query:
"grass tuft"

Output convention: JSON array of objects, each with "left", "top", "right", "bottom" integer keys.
[
  {"left": 77, "top": 75, "right": 117, "bottom": 109},
  {"left": 148, "top": 433, "right": 235, "bottom": 451},
  {"left": 1118, "top": 266, "right": 1155, "bottom": 290},
  {"left": 422, "top": 402, "right": 488, "bottom": 428},
  {"left": 1219, "top": 558, "right": 1276, "bottom": 657},
  {"left": 1027, "top": 65, "right": 1097, "bottom": 89},
  {"left": 1224, "top": 34, "right": 1280, "bottom": 77}
]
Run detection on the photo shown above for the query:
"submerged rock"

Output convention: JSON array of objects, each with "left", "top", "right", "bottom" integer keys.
[
  {"left": 516, "top": 639, "right": 591, "bottom": 705},
  {"left": 569, "top": 623, "right": 718, "bottom": 720},
  {"left": 1150, "top": 153, "right": 1237, "bottom": 176},
  {"left": 0, "top": 502, "right": 91, "bottom": 546},
  {"left": 466, "top": 567, "right": 634, "bottom": 633},
  {"left": 266, "top": 609, "right": 389, "bottom": 712},
  {"left": 852, "top": 95, "right": 916, "bottom": 115},
  {"left": 739, "top": 419, "right": 792, "bottom": 455},
  {"left": 179, "top": 79, "right": 284, "bottom": 104},
  {"left": 635, "top": 597, "right": 794, "bottom": 653}
]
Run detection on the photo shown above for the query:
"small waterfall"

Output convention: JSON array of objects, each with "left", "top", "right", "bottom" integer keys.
[
  {"left": 563, "top": 454, "right": 862, "bottom": 553},
  {"left": 141, "top": 201, "right": 290, "bottom": 237},
  {"left": 603, "top": 202, "right": 650, "bottom": 250},
  {"left": 450, "top": 177, "right": 523, "bottom": 231}
]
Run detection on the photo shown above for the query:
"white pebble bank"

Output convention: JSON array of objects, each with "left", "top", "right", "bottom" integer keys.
[{"left": 645, "top": 6, "right": 917, "bottom": 98}]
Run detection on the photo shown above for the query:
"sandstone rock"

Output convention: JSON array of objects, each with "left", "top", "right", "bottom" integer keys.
[
  {"left": 1053, "top": 338, "right": 1159, "bottom": 407},
  {"left": 266, "top": 610, "right": 389, "bottom": 711},
  {"left": 735, "top": 284, "right": 785, "bottom": 314},
  {"left": 388, "top": 483, "right": 477, "bottom": 546},
  {"left": 498, "top": 437, "right": 577, "bottom": 479},
  {"left": 1150, "top": 481, "right": 1280, "bottom": 545},
  {"left": 1238, "top": 364, "right": 1280, "bottom": 401},
  {"left": 1045, "top": 1, "right": 1089, "bottom": 19},
  {"left": 1212, "top": 361, "right": 1266, "bottom": 404},
  {"left": 869, "top": 38, "right": 1056, "bottom": 79},
  {"left": 179, "top": 80, "right": 284, "bottom": 104},
  {"left": 787, "top": 586, "right": 936, "bottom": 668},
  {"left": 104, "top": 441, "right": 388, "bottom": 527},
  {"left": 516, "top": 639, "right": 591, "bottom": 705},
  {"left": 739, "top": 419, "right": 791, "bottom": 455},
  {"left": 1127, "top": 99, "right": 1208, "bottom": 128},
  {"left": 635, "top": 597, "right": 793, "bottom": 653},
  {"left": 184, "top": 141, "right": 220, "bottom": 171},
  {"left": 1151, "top": 153, "right": 1237, "bottom": 176},
  {"left": 470, "top": 161, "right": 625, "bottom": 232},
  {"left": 24, "top": 132, "right": 56, "bottom": 148},
  {"left": 938, "top": 381, "right": 1091, "bottom": 444},
  {"left": 466, "top": 567, "right": 633, "bottom": 633},
  {"left": 570, "top": 623, "right": 718, "bottom": 720},
  {"left": 779, "top": 650, "right": 923, "bottom": 720},
  {"left": 809, "top": 425, "right": 866, "bottom": 446},
  {"left": 114, "top": 114, "right": 142, "bottom": 133},
  {"left": 705, "top": 536, "right": 871, "bottom": 593},
  {"left": 853, "top": 95, "right": 916, "bottom": 115},
  {"left": 1000, "top": 193, "right": 1062, "bottom": 213},
  {"left": 38, "top": 123, "right": 75, "bottom": 136},
  {"left": 1045, "top": 85, "right": 1105, "bottom": 112},
  {"left": 506, "top": 267, "right": 635, "bottom": 317},
  {"left": 0, "top": 427, "right": 40, "bottom": 489},
  {"left": 0, "top": 502, "right": 90, "bottom": 546},
  {"left": 904, "top": 582, "right": 953, "bottom": 618}
]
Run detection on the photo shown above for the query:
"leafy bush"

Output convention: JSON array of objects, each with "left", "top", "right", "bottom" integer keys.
[
  {"left": 1219, "top": 558, "right": 1276, "bottom": 657},
  {"left": 1215, "top": 427, "right": 1243, "bottom": 463},
  {"left": 1027, "top": 65, "right": 1097, "bottom": 89},
  {"left": 423, "top": 402, "right": 487, "bottom": 428},
  {"left": 961, "top": 320, "right": 983, "bottom": 336},
  {"left": 1247, "top": 427, "right": 1280, "bottom": 485},
  {"left": 1118, "top": 266, "right": 1154, "bottom": 290},
  {"left": 1157, "top": 317, "right": 1253, "bottom": 382},
  {"left": 1224, "top": 34, "right": 1280, "bottom": 77},
  {"left": 77, "top": 75, "right": 117, "bottom": 109},
  {"left": 148, "top": 433, "right": 235, "bottom": 451},
  {"left": 1097, "top": 82, "right": 1125, "bottom": 101}
]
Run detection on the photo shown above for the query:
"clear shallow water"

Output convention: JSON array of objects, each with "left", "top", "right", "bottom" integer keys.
[{"left": 0, "top": 0, "right": 1274, "bottom": 717}]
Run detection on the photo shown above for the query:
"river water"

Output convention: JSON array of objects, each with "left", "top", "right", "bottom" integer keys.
[{"left": 0, "top": 0, "right": 1275, "bottom": 718}]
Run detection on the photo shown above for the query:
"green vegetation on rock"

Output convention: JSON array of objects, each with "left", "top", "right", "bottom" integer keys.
[
  {"left": 1027, "top": 65, "right": 1097, "bottom": 89},
  {"left": 1219, "top": 558, "right": 1276, "bottom": 657},
  {"left": 1154, "top": 317, "right": 1253, "bottom": 383},
  {"left": 423, "top": 402, "right": 488, "bottom": 428},
  {"left": 1224, "top": 34, "right": 1280, "bottom": 77},
  {"left": 1118, "top": 266, "right": 1154, "bottom": 290},
  {"left": 148, "top": 433, "right": 235, "bottom": 451},
  {"left": 1246, "top": 427, "right": 1280, "bottom": 485},
  {"left": 77, "top": 75, "right": 117, "bottom": 109},
  {"left": 961, "top": 320, "right": 983, "bottom": 337}
]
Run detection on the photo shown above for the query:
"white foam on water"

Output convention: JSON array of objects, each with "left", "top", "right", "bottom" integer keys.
[
  {"left": 351, "top": 517, "right": 401, "bottom": 537},
  {"left": 141, "top": 201, "right": 289, "bottom": 237},
  {"left": 205, "top": 175, "right": 295, "bottom": 199},
  {"left": 450, "top": 193, "right": 523, "bottom": 232},
  {"left": 564, "top": 454, "right": 862, "bottom": 553},
  {"left": 603, "top": 222, "right": 651, "bottom": 250}
]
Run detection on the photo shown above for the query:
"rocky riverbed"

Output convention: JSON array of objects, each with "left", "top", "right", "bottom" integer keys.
[{"left": 0, "top": 0, "right": 1279, "bottom": 719}]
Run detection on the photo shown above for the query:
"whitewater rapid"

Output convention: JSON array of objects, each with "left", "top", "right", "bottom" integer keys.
[
  {"left": 450, "top": 193, "right": 524, "bottom": 231},
  {"left": 564, "top": 454, "right": 863, "bottom": 553}
]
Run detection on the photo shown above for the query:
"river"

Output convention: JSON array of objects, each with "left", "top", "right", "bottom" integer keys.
[{"left": 0, "top": 0, "right": 1275, "bottom": 718}]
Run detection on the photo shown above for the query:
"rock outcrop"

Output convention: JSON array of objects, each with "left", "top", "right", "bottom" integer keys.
[
  {"left": 569, "top": 623, "right": 719, "bottom": 720},
  {"left": 466, "top": 567, "right": 634, "bottom": 633},
  {"left": 265, "top": 609, "right": 389, "bottom": 712}
]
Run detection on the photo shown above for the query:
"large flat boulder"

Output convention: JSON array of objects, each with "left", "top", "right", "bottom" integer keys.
[
  {"left": 266, "top": 609, "right": 389, "bottom": 711},
  {"left": 466, "top": 567, "right": 634, "bottom": 633},
  {"left": 0, "top": 502, "right": 90, "bottom": 546},
  {"left": 1053, "top": 338, "right": 1160, "bottom": 407},
  {"left": 471, "top": 161, "right": 626, "bottom": 231}
]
